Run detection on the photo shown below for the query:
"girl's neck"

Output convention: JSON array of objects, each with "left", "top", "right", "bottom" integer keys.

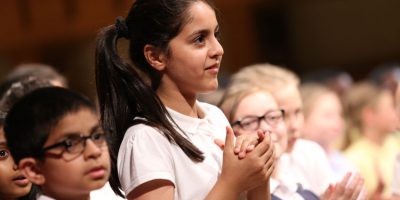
[
  {"left": 156, "top": 84, "right": 200, "bottom": 118},
  {"left": 363, "top": 127, "right": 387, "bottom": 146}
]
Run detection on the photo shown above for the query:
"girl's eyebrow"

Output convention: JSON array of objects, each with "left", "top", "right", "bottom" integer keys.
[
  {"left": 189, "top": 24, "right": 219, "bottom": 38},
  {"left": 0, "top": 141, "right": 6, "bottom": 146}
]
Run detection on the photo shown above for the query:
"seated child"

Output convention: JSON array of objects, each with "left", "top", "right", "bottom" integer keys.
[
  {"left": 0, "top": 115, "right": 32, "bottom": 200},
  {"left": 4, "top": 87, "right": 111, "bottom": 200}
]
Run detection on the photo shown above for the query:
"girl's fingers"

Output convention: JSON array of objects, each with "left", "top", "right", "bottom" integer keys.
[
  {"left": 236, "top": 132, "right": 262, "bottom": 158},
  {"left": 331, "top": 172, "right": 351, "bottom": 199},
  {"left": 238, "top": 136, "right": 258, "bottom": 158},
  {"left": 224, "top": 126, "right": 235, "bottom": 151},
  {"left": 257, "top": 130, "right": 265, "bottom": 143},
  {"left": 253, "top": 132, "right": 271, "bottom": 156},
  {"left": 263, "top": 155, "right": 275, "bottom": 179},
  {"left": 350, "top": 177, "right": 364, "bottom": 200},
  {"left": 234, "top": 135, "right": 243, "bottom": 154},
  {"left": 214, "top": 138, "right": 224, "bottom": 150}
]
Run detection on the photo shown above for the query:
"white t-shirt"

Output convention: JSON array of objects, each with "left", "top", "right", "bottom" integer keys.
[
  {"left": 36, "top": 183, "right": 125, "bottom": 200},
  {"left": 90, "top": 182, "right": 126, "bottom": 199},
  {"left": 118, "top": 102, "right": 229, "bottom": 200},
  {"left": 270, "top": 178, "right": 304, "bottom": 200},
  {"left": 392, "top": 153, "right": 400, "bottom": 195},
  {"left": 36, "top": 195, "right": 55, "bottom": 200},
  {"left": 276, "top": 139, "right": 334, "bottom": 196}
]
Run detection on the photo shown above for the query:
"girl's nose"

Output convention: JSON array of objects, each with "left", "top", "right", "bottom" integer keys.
[{"left": 210, "top": 38, "right": 224, "bottom": 60}]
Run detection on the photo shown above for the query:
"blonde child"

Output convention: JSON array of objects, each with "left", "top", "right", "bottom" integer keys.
[
  {"left": 224, "top": 63, "right": 365, "bottom": 199},
  {"left": 343, "top": 82, "right": 399, "bottom": 198},
  {"left": 300, "top": 83, "right": 356, "bottom": 178}
]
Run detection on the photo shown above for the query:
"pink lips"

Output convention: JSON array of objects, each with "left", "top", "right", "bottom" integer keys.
[
  {"left": 86, "top": 166, "right": 107, "bottom": 179},
  {"left": 13, "top": 175, "right": 30, "bottom": 187},
  {"left": 205, "top": 64, "right": 219, "bottom": 74}
]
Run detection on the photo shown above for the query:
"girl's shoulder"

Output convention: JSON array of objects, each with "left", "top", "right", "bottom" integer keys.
[
  {"left": 123, "top": 122, "right": 169, "bottom": 145},
  {"left": 197, "top": 101, "right": 227, "bottom": 120}
]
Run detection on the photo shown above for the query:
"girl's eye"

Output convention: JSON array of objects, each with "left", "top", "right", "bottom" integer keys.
[
  {"left": 0, "top": 149, "right": 10, "bottom": 160},
  {"left": 194, "top": 35, "right": 205, "bottom": 44},
  {"left": 214, "top": 31, "right": 221, "bottom": 40}
]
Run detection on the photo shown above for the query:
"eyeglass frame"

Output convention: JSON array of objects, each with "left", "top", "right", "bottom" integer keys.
[
  {"left": 231, "top": 109, "right": 285, "bottom": 131},
  {"left": 40, "top": 131, "right": 108, "bottom": 160}
]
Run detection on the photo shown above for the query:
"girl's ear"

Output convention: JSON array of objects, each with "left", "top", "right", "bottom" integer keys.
[
  {"left": 19, "top": 158, "right": 46, "bottom": 185},
  {"left": 143, "top": 44, "right": 167, "bottom": 71}
]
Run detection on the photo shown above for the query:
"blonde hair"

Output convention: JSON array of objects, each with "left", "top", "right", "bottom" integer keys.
[
  {"left": 300, "top": 83, "right": 335, "bottom": 118},
  {"left": 342, "top": 81, "right": 383, "bottom": 149},
  {"left": 219, "top": 84, "right": 264, "bottom": 122},
  {"left": 228, "top": 63, "right": 300, "bottom": 95},
  {"left": 219, "top": 63, "right": 297, "bottom": 121}
]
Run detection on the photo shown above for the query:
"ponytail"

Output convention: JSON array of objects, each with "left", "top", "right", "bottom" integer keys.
[{"left": 95, "top": 24, "right": 204, "bottom": 196}]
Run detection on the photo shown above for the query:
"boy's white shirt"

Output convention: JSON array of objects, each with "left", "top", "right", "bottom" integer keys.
[
  {"left": 36, "top": 182, "right": 126, "bottom": 200},
  {"left": 90, "top": 182, "right": 126, "bottom": 199}
]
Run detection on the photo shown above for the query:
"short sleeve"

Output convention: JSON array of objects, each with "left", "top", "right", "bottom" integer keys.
[{"left": 117, "top": 125, "right": 175, "bottom": 195}]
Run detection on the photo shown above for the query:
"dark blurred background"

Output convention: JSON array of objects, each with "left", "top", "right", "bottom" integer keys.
[{"left": 1, "top": 0, "right": 400, "bottom": 99}]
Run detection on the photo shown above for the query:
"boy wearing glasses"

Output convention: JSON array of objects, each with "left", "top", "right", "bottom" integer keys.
[{"left": 4, "top": 87, "right": 111, "bottom": 200}]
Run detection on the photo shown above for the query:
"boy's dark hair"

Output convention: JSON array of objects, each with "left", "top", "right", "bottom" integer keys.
[
  {"left": 4, "top": 87, "right": 96, "bottom": 164},
  {"left": 95, "top": 0, "right": 216, "bottom": 195}
]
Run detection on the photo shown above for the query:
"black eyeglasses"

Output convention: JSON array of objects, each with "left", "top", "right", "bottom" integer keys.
[
  {"left": 41, "top": 132, "right": 107, "bottom": 160},
  {"left": 231, "top": 109, "right": 285, "bottom": 131}
]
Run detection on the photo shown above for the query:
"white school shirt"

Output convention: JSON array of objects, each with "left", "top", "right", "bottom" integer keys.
[
  {"left": 118, "top": 102, "right": 229, "bottom": 200},
  {"left": 393, "top": 153, "right": 400, "bottom": 195},
  {"left": 36, "top": 195, "right": 55, "bottom": 200},
  {"left": 270, "top": 178, "right": 304, "bottom": 200},
  {"left": 90, "top": 182, "right": 126, "bottom": 199},
  {"left": 36, "top": 183, "right": 125, "bottom": 200},
  {"left": 276, "top": 139, "right": 334, "bottom": 196}
]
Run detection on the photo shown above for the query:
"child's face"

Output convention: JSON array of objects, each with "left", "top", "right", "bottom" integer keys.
[
  {"left": 369, "top": 91, "right": 398, "bottom": 134},
  {"left": 302, "top": 92, "right": 345, "bottom": 148},
  {"left": 38, "top": 109, "right": 110, "bottom": 197},
  {"left": 233, "top": 91, "right": 288, "bottom": 158},
  {"left": 161, "top": 1, "right": 223, "bottom": 95},
  {"left": 273, "top": 84, "right": 304, "bottom": 152},
  {"left": 0, "top": 127, "right": 32, "bottom": 199}
]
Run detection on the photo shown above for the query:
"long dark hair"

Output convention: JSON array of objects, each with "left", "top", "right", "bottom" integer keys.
[{"left": 95, "top": 0, "right": 216, "bottom": 196}]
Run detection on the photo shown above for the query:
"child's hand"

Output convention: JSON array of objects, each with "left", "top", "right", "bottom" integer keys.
[
  {"left": 234, "top": 130, "right": 267, "bottom": 159},
  {"left": 214, "top": 127, "right": 268, "bottom": 159},
  {"left": 219, "top": 126, "right": 275, "bottom": 192},
  {"left": 321, "top": 172, "right": 365, "bottom": 200}
]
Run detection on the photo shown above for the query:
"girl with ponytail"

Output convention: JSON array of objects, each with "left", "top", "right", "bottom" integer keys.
[{"left": 95, "top": 0, "right": 274, "bottom": 199}]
